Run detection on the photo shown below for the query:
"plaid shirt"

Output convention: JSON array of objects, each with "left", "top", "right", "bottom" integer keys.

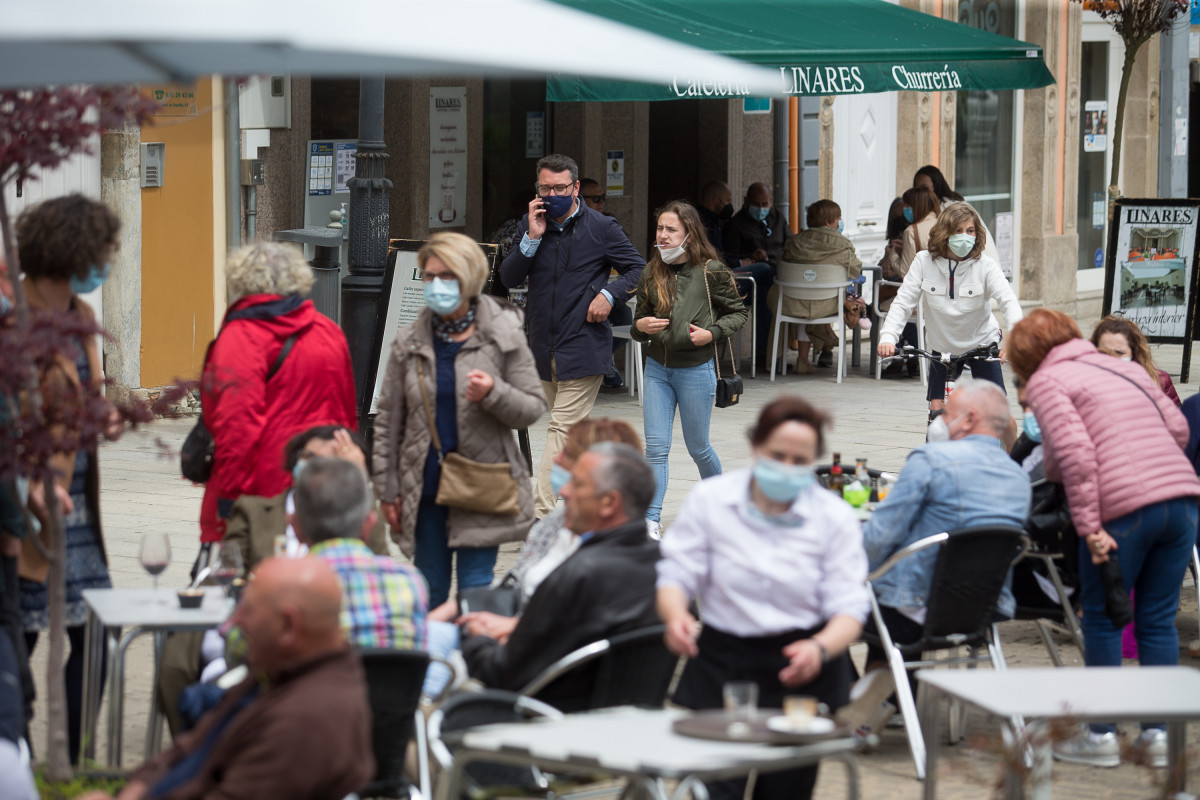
[{"left": 310, "top": 538, "right": 428, "bottom": 650}]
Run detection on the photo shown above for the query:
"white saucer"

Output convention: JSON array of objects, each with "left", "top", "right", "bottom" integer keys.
[{"left": 765, "top": 715, "right": 835, "bottom": 735}]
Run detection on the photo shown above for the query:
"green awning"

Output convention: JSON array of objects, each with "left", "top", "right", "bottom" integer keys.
[{"left": 548, "top": 0, "right": 1054, "bottom": 102}]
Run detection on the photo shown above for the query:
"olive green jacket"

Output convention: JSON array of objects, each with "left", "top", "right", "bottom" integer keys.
[{"left": 631, "top": 260, "right": 748, "bottom": 369}]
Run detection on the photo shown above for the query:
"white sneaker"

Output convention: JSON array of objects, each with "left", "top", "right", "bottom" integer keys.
[
  {"left": 1053, "top": 729, "right": 1121, "bottom": 768},
  {"left": 836, "top": 669, "right": 896, "bottom": 729},
  {"left": 1133, "top": 728, "right": 1167, "bottom": 768},
  {"left": 646, "top": 520, "right": 662, "bottom": 541}
]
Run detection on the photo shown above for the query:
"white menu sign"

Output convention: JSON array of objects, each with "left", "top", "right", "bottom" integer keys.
[{"left": 429, "top": 87, "right": 468, "bottom": 228}]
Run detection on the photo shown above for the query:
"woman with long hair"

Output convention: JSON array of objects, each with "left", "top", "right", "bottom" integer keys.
[
  {"left": 1008, "top": 308, "right": 1199, "bottom": 768},
  {"left": 632, "top": 201, "right": 747, "bottom": 538},
  {"left": 877, "top": 203, "right": 1022, "bottom": 442},
  {"left": 914, "top": 164, "right": 1000, "bottom": 265},
  {"left": 1090, "top": 315, "right": 1181, "bottom": 404},
  {"left": 897, "top": 185, "right": 940, "bottom": 277}
]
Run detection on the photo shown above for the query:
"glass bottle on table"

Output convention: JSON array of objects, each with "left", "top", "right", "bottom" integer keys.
[{"left": 828, "top": 452, "right": 845, "bottom": 494}]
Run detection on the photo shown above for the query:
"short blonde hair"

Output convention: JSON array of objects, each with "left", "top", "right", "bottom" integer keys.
[
  {"left": 225, "top": 242, "right": 315, "bottom": 304},
  {"left": 418, "top": 232, "right": 487, "bottom": 297}
]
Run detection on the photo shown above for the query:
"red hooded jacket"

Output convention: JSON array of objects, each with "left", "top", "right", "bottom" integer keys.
[{"left": 199, "top": 294, "right": 356, "bottom": 542}]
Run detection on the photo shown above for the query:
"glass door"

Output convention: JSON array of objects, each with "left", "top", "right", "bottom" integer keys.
[{"left": 1078, "top": 19, "right": 1124, "bottom": 294}]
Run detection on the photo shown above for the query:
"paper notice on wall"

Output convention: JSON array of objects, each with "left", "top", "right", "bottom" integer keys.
[
  {"left": 429, "top": 87, "right": 468, "bottom": 228},
  {"left": 1083, "top": 100, "right": 1107, "bottom": 153},
  {"left": 1175, "top": 118, "right": 1189, "bottom": 158},
  {"left": 308, "top": 141, "right": 333, "bottom": 196},
  {"left": 606, "top": 150, "right": 625, "bottom": 197},
  {"left": 993, "top": 212, "right": 1013, "bottom": 278},
  {"left": 335, "top": 142, "right": 356, "bottom": 194}
]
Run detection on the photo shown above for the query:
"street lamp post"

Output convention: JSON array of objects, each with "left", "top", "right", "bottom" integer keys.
[{"left": 341, "top": 76, "right": 393, "bottom": 427}]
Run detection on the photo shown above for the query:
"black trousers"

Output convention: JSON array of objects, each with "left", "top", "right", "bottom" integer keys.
[
  {"left": 0, "top": 556, "right": 33, "bottom": 735},
  {"left": 673, "top": 624, "right": 852, "bottom": 800}
]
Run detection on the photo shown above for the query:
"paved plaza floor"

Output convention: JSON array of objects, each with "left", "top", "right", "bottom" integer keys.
[{"left": 24, "top": 341, "right": 1200, "bottom": 798}]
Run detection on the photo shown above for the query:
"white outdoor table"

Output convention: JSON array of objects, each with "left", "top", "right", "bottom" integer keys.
[
  {"left": 917, "top": 666, "right": 1200, "bottom": 800},
  {"left": 81, "top": 587, "right": 234, "bottom": 767},
  {"left": 447, "top": 706, "right": 860, "bottom": 800}
]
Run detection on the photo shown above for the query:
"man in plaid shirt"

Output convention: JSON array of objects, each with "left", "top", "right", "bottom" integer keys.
[{"left": 293, "top": 458, "right": 428, "bottom": 650}]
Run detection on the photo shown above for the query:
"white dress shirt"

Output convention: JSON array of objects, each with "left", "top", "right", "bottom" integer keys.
[{"left": 657, "top": 468, "right": 871, "bottom": 636}]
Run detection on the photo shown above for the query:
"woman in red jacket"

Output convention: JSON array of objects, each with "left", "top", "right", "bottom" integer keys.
[
  {"left": 1008, "top": 308, "right": 1200, "bottom": 769},
  {"left": 200, "top": 243, "right": 356, "bottom": 544}
]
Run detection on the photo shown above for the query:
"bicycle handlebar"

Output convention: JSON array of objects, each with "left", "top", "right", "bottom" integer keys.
[{"left": 880, "top": 342, "right": 1001, "bottom": 370}]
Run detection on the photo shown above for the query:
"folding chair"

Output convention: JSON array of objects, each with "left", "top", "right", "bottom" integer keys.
[
  {"left": 863, "top": 525, "right": 1029, "bottom": 780},
  {"left": 871, "top": 278, "right": 927, "bottom": 385}
]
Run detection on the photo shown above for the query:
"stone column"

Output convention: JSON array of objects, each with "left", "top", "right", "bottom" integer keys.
[
  {"left": 1018, "top": 0, "right": 1081, "bottom": 312},
  {"left": 100, "top": 124, "right": 142, "bottom": 398}
]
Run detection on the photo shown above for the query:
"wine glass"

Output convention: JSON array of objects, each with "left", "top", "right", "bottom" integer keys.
[
  {"left": 139, "top": 532, "right": 171, "bottom": 603},
  {"left": 215, "top": 542, "right": 243, "bottom": 597}
]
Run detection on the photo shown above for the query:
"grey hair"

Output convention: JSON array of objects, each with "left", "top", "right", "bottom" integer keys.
[
  {"left": 536, "top": 154, "right": 579, "bottom": 185},
  {"left": 225, "top": 242, "right": 315, "bottom": 304},
  {"left": 954, "top": 378, "right": 1011, "bottom": 436},
  {"left": 587, "top": 442, "right": 654, "bottom": 520},
  {"left": 293, "top": 457, "right": 373, "bottom": 545}
]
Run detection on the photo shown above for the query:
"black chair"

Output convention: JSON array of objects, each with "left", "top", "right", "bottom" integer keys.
[
  {"left": 1005, "top": 545, "right": 1084, "bottom": 666},
  {"left": 427, "top": 689, "right": 563, "bottom": 800},
  {"left": 518, "top": 624, "right": 679, "bottom": 712},
  {"left": 428, "top": 626, "right": 680, "bottom": 800},
  {"left": 862, "top": 525, "right": 1029, "bottom": 780},
  {"left": 358, "top": 648, "right": 431, "bottom": 800}
]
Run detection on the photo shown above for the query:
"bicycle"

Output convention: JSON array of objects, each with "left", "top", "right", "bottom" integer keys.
[{"left": 880, "top": 342, "right": 1002, "bottom": 427}]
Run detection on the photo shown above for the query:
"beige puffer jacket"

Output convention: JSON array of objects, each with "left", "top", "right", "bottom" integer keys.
[{"left": 371, "top": 295, "right": 547, "bottom": 557}]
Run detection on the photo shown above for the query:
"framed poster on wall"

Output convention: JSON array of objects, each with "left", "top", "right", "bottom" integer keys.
[
  {"left": 1101, "top": 198, "right": 1200, "bottom": 382},
  {"left": 362, "top": 239, "right": 501, "bottom": 421}
]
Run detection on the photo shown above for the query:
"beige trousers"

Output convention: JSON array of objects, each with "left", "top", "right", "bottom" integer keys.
[{"left": 535, "top": 360, "right": 603, "bottom": 517}]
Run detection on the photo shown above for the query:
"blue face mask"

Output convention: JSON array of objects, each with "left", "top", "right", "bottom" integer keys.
[
  {"left": 541, "top": 194, "right": 575, "bottom": 219},
  {"left": 423, "top": 277, "right": 462, "bottom": 316},
  {"left": 550, "top": 463, "right": 572, "bottom": 496},
  {"left": 292, "top": 459, "right": 308, "bottom": 482},
  {"left": 748, "top": 205, "right": 770, "bottom": 222},
  {"left": 903, "top": 207, "right": 915, "bottom": 224},
  {"left": 70, "top": 262, "right": 110, "bottom": 295},
  {"left": 1023, "top": 411, "right": 1042, "bottom": 443},
  {"left": 837, "top": 219, "right": 845, "bottom": 234},
  {"left": 753, "top": 458, "right": 816, "bottom": 504}
]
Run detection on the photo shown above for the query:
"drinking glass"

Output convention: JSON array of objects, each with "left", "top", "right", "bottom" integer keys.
[
  {"left": 139, "top": 532, "right": 171, "bottom": 603},
  {"left": 215, "top": 541, "right": 243, "bottom": 597},
  {"left": 722, "top": 681, "right": 759, "bottom": 720}
]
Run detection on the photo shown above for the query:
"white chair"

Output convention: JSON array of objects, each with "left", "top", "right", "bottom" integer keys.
[
  {"left": 871, "top": 278, "right": 928, "bottom": 386},
  {"left": 610, "top": 325, "right": 644, "bottom": 406},
  {"left": 769, "top": 262, "right": 854, "bottom": 384}
]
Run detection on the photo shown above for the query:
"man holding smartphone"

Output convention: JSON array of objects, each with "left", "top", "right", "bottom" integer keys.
[{"left": 500, "top": 154, "right": 644, "bottom": 518}]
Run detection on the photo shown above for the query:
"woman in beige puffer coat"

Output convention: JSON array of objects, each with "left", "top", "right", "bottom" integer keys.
[{"left": 372, "top": 233, "right": 546, "bottom": 606}]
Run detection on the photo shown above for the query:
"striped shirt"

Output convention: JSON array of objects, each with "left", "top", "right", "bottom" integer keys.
[{"left": 309, "top": 538, "right": 428, "bottom": 650}]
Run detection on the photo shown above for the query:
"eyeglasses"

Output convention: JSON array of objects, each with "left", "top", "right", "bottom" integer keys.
[
  {"left": 582, "top": 194, "right": 606, "bottom": 204},
  {"left": 535, "top": 182, "right": 576, "bottom": 196}
]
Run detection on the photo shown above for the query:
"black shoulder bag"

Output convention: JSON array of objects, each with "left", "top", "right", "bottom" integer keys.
[
  {"left": 181, "top": 331, "right": 299, "bottom": 483},
  {"left": 702, "top": 261, "right": 743, "bottom": 408}
]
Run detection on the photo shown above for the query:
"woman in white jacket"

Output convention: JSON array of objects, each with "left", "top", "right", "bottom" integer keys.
[{"left": 877, "top": 203, "right": 1022, "bottom": 443}]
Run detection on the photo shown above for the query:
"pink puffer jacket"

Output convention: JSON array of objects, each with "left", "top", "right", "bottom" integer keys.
[{"left": 1027, "top": 338, "right": 1200, "bottom": 537}]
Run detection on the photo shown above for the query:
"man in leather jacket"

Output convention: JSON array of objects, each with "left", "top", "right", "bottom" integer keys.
[{"left": 461, "top": 443, "right": 659, "bottom": 711}]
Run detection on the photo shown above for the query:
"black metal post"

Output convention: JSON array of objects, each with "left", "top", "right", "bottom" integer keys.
[{"left": 341, "top": 76, "right": 393, "bottom": 428}]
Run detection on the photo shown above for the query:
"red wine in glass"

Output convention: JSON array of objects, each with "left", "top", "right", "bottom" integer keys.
[{"left": 139, "top": 533, "right": 171, "bottom": 602}]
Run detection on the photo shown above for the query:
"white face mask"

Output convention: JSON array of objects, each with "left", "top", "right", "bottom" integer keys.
[
  {"left": 656, "top": 234, "right": 689, "bottom": 265},
  {"left": 926, "top": 416, "right": 951, "bottom": 443}
]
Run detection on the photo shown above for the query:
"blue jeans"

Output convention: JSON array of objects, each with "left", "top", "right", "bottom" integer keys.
[
  {"left": 413, "top": 496, "right": 499, "bottom": 607},
  {"left": 1080, "top": 496, "right": 1197, "bottom": 733},
  {"left": 643, "top": 358, "right": 721, "bottom": 522},
  {"left": 926, "top": 353, "right": 1005, "bottom": 403}
]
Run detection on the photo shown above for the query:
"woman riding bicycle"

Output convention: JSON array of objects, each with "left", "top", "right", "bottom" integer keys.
[{"left": 876, "top": 202, "right": 1022, "bottom": 445}]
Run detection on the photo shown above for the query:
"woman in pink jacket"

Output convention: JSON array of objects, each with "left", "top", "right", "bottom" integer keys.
[{"left": 1008, "top": 308, "right": 1200, "bottom": 768}]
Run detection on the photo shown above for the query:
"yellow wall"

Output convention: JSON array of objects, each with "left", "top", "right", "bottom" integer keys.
[{"left": 140, "top": 78, "right": 220, "bottom": 386}]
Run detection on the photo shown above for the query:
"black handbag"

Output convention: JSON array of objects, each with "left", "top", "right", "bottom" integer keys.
[
  {"left": 702, "top": 263, "right": 743, "bottom": 408},
  {"left": 181, "top": 330, "right": 299, "bottom": 483}
]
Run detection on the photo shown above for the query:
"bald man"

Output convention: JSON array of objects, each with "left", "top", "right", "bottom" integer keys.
[
  {"left": 861, "top": 381, "right": 1030, "bottom": 674},
  {"left": 84, "top": 558, "right": 373, "bottom": 800}
]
